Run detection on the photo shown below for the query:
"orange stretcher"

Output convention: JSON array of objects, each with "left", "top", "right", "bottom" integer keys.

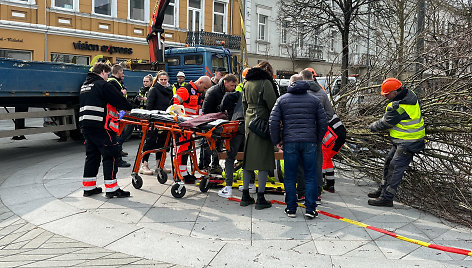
[{"left": 118, "top": 109, "right": 240, "bottom": 198}]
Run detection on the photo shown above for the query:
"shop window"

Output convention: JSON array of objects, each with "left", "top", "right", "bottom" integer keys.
[
  {"left": 0, "top": 49, "right": 32, "bottom": 61},
  {"left": 184, "top": 54, "right": 202, "bottom": 65},
  {"left": 51, "top": 53, "right": 89, "bottom": 65},
  {"left": 130, "top": 0, "right": 148, "bottom": 21},
  {"left": 163, "top": 0, "right": 177, "bottom": 27},
  {"left": 165, "top": 56, "right": 180, "bottom": 66},
  {"left": 94, "top": 0, "right": 116, "bottom": 16},
  {"left": 213, "top": 2, "right": 226, "bottom": 34}
]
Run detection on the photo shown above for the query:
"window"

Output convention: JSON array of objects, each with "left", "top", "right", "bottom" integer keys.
[
  {"left": 94, "top": 0, "right": 112, "bottom": 16},
  {"left": 166, "top": 56, "right": 180, "bottom": 66},
  {"left": 213, "top": 2, "right": 226, "bottom": 33},
  {"left": 330, "top": 31, "right": 335, "bottom": 51},
  {"left": 164, "top": 0, "right": 176, "bottom": 26},
  {"left": 258, "top": 14, "right": 267, "bottom": 41},
  {"left": 211, "top": 54, "right": 228, "bottom": 73},
  {"left": 130, "top": 0, "right": 144, "bottom": 21},
  {"left": 52, "top": 0, "right": 75, "bottom": 10},
  {"left": 0, "top": 49, "right": 32, "bottom": 61},
  {"left": 184, "top": 54, "right": 203, "bottom": 65},
  {"left": 188, "top": 0, "right": 202, "bottom": 32},
  {"left": 51, "top": 53, "right": 89, "bottom": 65},
  {"left": 280, "top": 21, "right": 288, "bottom": 44}
]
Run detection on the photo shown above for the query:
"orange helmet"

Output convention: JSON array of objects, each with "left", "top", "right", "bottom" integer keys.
[
  {"left": 381, "top": 78, "right": 402, "bottom": 95},
  {"left": 304, "top": 67, "right": 317, "bottom": 78},
  {"left": 242, "top": 68, "right": 250, "bottom": 78}
]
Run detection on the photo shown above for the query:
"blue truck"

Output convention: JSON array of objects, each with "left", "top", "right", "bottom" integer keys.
[{"left": 0, "top": 46, "right": 234, "bottom": 140}]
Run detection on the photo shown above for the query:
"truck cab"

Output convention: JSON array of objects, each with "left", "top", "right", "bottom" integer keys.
[{"left": 165, "top": 47, "right": 233, "bottom": 83}]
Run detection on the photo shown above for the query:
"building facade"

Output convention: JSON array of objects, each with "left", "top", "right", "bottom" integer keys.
[{"left": 0, "top": 0, "right": 242, "bottom": 64}]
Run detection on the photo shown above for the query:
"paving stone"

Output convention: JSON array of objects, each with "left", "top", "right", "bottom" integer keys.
[
  {"left": 0, "top": 253, "right": 56, "bottom": 262},
  {"left": 314, "top": 240, "right": 370, "bottom": 256},
  {"left": 374, "top": 240, "right": 421, "bottom": 259},
  {"left": 252, "top": 220, "right": 312, "bottom": 240},
  {"left": 0, "top": 248, "right": 33, "bottom": 256},
  {"left": 20, "top": 259, "right": 86, "bottom": 267},
  {"left": 191, "top": 220, "right": 251, "bottom": 241},
  {"left": 0, "top": 261, "right": 34, "bottom": 267},
  {"left": 21, "top": 231, "right": 54, "bottom": 249}
]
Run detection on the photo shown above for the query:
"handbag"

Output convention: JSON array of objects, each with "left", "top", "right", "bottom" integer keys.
[{"left": 247, "top": 87, "right": 271, "bottom": 139}]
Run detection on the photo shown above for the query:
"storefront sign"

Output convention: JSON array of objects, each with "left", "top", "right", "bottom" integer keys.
[
  {"left": 73, "top": 41, "right": 133, "bottom": 55},
  {"left": 0, "top": 37, "right": 24, "bottom": 43}
]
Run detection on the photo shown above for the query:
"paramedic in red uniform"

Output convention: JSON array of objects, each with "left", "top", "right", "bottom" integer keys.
[
  {"left": 173, "top": 76, "right": 212, "bottom": 183},
  {"left": 79, "top": 62, "right": 132, "bottom": 198}
]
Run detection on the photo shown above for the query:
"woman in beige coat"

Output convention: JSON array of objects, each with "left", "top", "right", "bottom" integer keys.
[{"left": 241, "top": 61, "right": 279, "bottom": 209}]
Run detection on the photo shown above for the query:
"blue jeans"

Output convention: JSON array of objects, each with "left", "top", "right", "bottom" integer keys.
[{"left": 283, "top": 142, "right": 318, "bottom": 212}]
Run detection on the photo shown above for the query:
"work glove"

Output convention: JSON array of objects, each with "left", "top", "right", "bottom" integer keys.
[
  {"left": 368, "top": 122, "right": 377, "bottom": 132},
  {"left": 119, "top": 110, "right": 126, "bottom": 119}
]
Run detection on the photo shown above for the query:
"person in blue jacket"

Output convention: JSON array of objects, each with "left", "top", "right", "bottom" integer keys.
[{"left": 269, "top": 75, "right": 328, "bottom": 219}]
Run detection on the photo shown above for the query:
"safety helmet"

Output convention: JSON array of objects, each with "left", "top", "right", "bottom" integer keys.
[
  {"left": 176, "top": 71, "right": 185, "bottom": 77},
  {"left": 381, "top": 78, "right": 402, "bottom": 95},
  {"left": 304, "top": 67, "right": 317, "bottom": 77},
  {"left": 242, "top": 68, "right": 250, "bottom": 78}
]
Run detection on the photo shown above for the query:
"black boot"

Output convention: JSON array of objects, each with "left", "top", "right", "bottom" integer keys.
[
  {"left": 255, "top": 193, "right": 272, "bottom": 210},
  {"left": 323, "top": 180, "right": 335, "bottom": 193},
  {"left": 106, "top": 188, "right": 130, "bottom": 199},
  {"left": 367, "top": 188, "right": 382, "bottom": 198},
  {"left": 368, "top": 198, "right": 393, "bottom": 207},
  {"left": 240, "top": 189, "right": 255, "bottom": 206},
  {"left": 83, "top": 187, "right": 102, "bottom": 197}
]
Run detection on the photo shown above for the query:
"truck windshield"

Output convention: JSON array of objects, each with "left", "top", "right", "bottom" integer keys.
[
  {"left": 211, "top": 54, "right": 229, "bottom": 73},
  {"left": 184, "top": 54, "right": 203, "bottom": 65}
]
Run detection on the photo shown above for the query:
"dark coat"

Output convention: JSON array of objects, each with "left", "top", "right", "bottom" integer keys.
[
  {"left": 307, "top": 80, "right": 335, "bottom": 120},
  {"left": 269, "top": 80, "right": 328, "bottom": 145},
  {"left": 242, "top": 68, "right": 278, "bottom": 171},
  {"left": 202, "top": 79, "right": 226, "bottom": 114},
  {"left": 146, "top": 83, "right": 173, "bottom": 111}
]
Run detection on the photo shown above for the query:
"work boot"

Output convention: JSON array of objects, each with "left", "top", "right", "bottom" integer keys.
[
  {"left": 139, "top": 161, "right": 154, "bottom": 175},
  {"left": 368, "top": 198, "right": 393, "bottom": 207},
  {"left": 323, "top": 180, "right": 335, "bottom": 193},
  {"left": 255, "top": 192, "right": 272, "bottom": 210},
  {"left": 240, "top": 189, "right": 255, "bottom": 206},
  {"left": 106, "top": 188, "right": 130, "bottom": 199},
  {"left": 83, "top": 187, "right": 102, "bottom": 197},
  {"left": 367, "top": 188, "right": 382, "bottom": 198},
  {"left": 121, "top": 150, "right": 128, "bottom": 157}
]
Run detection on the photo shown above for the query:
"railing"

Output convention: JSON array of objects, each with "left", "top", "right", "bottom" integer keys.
[
  {"left": 186, "top": 31, "right": 241, "bottom": 50},
  {"left": 291, "top": 44, "right": 324, "bottom": 61}
]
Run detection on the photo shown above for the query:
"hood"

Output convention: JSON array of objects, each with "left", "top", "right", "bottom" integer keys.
[
  {"left": 397, "top": 87, "right": 418, "bottom": 105},
  {"left": 84, "top": 72, "right": 104, "bottom": 84},
  {"left": 245, "top": 68, "right": 272, "bottom": 81},
  {"left": 308, "top": 80, "right": 323, "bottom": 93},
  {"left": 287, "top": 81, "right": 309, "bottom": 94}
]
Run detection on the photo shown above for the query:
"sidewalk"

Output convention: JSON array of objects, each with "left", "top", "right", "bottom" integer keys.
[{"left": 0, "top": 136, "right": 471, "bottom": 267}]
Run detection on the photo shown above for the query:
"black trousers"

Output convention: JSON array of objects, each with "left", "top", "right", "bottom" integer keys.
[
  {"left": 142, "top": 130, "right": 168, "bottom": 162},
  {"left": 82, "top": 128, "right": 120, "bottom": 181}
]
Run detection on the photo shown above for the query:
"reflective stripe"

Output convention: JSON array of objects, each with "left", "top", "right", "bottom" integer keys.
[
  {"left": 109, "top": 121, "right": 119, "bottom": 129},
  {"left": 399, "top": 116, "right": 423, "bottom": 126},
  {"left": 83, "top": 177, "right": 97, "bottom": 182},
  {"left": 174, "top": 95, "right": 184, "bottom": 104},
  {"left": 329, "top": 114, "right": 338, "bottom": 122},
  {"left": 324, "top": 168, "right": 334, "bottom": 173},
  {"left": 332, "top": 121, "right": 343, "bottom": 129},
  {"left": 184, "top": 108, "right": 197, "bottom": 114},
  {"left": 105, "top": 179, "right": 117, "bottom": 184},
  {"left": 79, "top": 115, "right": 103, "bottom": 121},
  {"left": 322, "top": 133, "right": 334, "bottom": 144},
  {"left": 83, "top": 185, "right": 97, "bottom": 191},
  {"left": 108, "top": 110, "right": 119, "bottom": 117},
  {"left": 80, "top": 106, "right": 104, "bottom": 112},
  {"left": 105, "top": 185, "right": 119, "bottom": 192},
  {"left": 325, "top": 176, "right": 335, "bottom": 180},
  {"left": 391, "top": 138, "right": 424, "bottom": 143},
  {"left": 392, "top": 125, "right": 425, "bottom": 133}
]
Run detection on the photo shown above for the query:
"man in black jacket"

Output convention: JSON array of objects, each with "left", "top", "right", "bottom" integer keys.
[
  {"left": 79, "top": 62, "right": 132, "bottom": 198},
  {"left": 201, "top": 74, "right": 238, "bottom": 174}
]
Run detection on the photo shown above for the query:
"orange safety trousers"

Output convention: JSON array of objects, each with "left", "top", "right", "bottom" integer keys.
[{"left": 177, "top": 133, "right": 192, "bottom": 176}]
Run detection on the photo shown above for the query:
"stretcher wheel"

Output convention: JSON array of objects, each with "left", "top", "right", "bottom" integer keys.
[
  {"left": 199, "top": 177, "right": 210, "bottom": 192},
  {"left": 156, "top": 169, "right": 168, "bottom": 184},
  {"left": 132, "top": 174, "right": 143, "bottom": 189},
  {"left": 171, "top": 184, "right": 186, "bottom": 198}
]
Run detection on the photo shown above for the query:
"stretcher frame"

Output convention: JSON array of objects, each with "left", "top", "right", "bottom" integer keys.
[{"left": 118, "top": 113, "right": 240, "bottom": 198}]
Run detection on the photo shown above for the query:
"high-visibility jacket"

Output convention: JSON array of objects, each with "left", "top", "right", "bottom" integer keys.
[
  {"left": 387, "top": 101, "right": 425, "bottom": 142},
  {"left": 173, "top": 81, "right": 201, "bottom": 115},
  {"left": 172, "top": 81, "right": 188, "bottom": 95},
  {"left": 104, "top": 104, "right": 120, "bottom": 132}
]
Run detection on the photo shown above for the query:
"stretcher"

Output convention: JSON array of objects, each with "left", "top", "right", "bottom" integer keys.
[{"left": 118, "top": 108, "right": 240, "bottom": 198}]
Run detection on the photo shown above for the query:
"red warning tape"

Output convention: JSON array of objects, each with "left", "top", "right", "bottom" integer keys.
[{"left": 227, "top": 197, "right": 472, "bottom": 256}]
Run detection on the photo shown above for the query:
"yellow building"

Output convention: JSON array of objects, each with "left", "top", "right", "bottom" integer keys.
[{"left": 0, "top": 0, "right": 243, "bottom": 64}]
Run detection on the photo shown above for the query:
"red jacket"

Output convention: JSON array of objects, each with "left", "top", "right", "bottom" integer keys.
[{"left": 173, "top": 81, "right": 201, "bottom": 115}]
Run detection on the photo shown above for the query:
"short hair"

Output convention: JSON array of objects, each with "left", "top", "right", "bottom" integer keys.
[
  {"left": 254, "top": 61, "right": 274, "bottom": 78},
  {"left": 300, "top": 70, "right": 314, "bottom": 81},
  {"left": 290, "top": 74, "right": 303, "bottom": 84},
  {"left": 222, "top": 74, "right": 238, "bottom": 83},
  {"left": 91, "top": 62, "right": 111, "bottom": 74},
  {"left": 111, "top": 64, "right": 123, "bottom": 75}
]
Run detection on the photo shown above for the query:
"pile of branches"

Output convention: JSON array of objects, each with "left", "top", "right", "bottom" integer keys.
[{"left": 333, "top": 74, "right": 472, "bottom": 228}]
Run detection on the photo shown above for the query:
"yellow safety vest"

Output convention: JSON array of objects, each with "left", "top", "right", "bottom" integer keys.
[{"left": 387, "top": 101, "right": 425, "bottom": 142}]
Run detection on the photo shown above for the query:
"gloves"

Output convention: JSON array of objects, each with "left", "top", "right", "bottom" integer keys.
[{"left": 369, "top": 122, "right": 377, "bottom": 132}]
